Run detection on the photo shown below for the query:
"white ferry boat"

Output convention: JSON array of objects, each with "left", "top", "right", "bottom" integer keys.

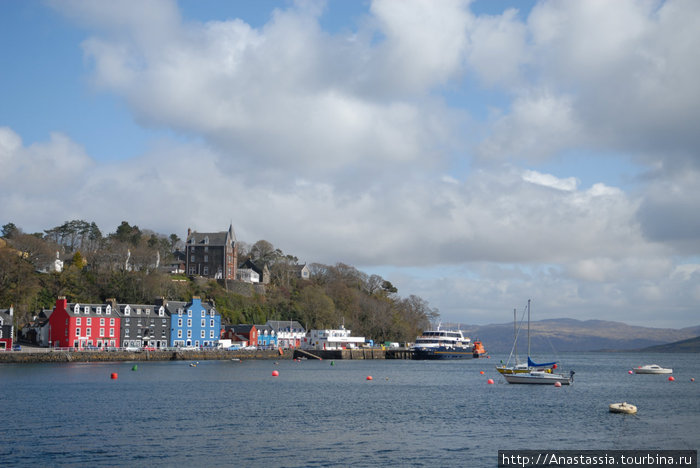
[{"left": 411, "top": 326, "right": 486, "bottom": 360}]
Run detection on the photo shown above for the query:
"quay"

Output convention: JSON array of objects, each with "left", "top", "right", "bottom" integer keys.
[
  {"left": 0, "top": 347, "right": 414, "bottom": 364},
  {"left": 293, "top": 348, "right": 413, "bottom": 360},
  {"left": 0, "top": 348, "right": 289, "bottom": 364}
]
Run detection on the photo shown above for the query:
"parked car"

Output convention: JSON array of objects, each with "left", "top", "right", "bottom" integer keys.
[
  {"left": 243, "top": 346, "right": 257, "bottom": 351},
  {"left": 12, "top": 344, "right": 21, "bottom": 351}
]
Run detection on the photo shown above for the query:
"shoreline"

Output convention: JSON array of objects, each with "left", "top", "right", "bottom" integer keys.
[{"left": 0, "top": 348, "right": 289, "bottom": 364}]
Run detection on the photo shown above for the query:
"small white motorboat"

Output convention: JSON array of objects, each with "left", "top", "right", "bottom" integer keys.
[
  {"left": 609, "top": 402, "right": 637, "bottom": 414},
  {"left": 633, "top": 364, "right": 672, "bottom": 374}
]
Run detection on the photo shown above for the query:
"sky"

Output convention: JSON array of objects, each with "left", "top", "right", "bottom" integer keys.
[{"left": 1, "top": 0, "right": 699, "bottom": 329}]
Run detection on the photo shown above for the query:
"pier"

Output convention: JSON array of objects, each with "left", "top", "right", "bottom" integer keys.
[{"left": 292, "top": 348, "right": 413, "bottom": 360}]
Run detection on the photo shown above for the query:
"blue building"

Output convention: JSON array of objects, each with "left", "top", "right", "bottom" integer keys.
[
  {"left": 255, "top": 324, "right": 278, "bottom": 349},
  {"left": 168, "top": 297, "right": 220, "bottom": 348}
]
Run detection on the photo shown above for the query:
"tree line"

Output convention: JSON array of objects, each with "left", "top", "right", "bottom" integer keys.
[{"left": 0, "top": 220, "right": 438, "bottom": 343}]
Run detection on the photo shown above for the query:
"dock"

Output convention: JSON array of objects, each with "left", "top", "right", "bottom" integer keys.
[{"left": 292, "top": 348, "right": 413, "bottom": 360}]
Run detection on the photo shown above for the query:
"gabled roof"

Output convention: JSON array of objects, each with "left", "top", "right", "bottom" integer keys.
[
  {"left": 240, "top": 258, "right": 268, "bottom": 275},
  {"left": 267, "top": 320, "right": 305, "bottom": 332},
  {"left": 186, "top": 224, "right": 236, "bottom": 246}
]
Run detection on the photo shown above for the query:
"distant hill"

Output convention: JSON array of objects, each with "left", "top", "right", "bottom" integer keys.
[
  {"left": 637, "top": 335, "right": 700, "bottom": 353},
  {"left": 442, "top": 319, "right": 700, "bottom": 353}
]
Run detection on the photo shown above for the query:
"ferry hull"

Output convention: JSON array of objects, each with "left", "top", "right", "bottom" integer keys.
[{"left": 412, "top": 348, "right": 479, "bottom": 360}]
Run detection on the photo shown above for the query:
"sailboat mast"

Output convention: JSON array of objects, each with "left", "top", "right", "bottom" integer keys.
[
  {"left": 513, "top": 308, "right": 517, "bottom": 360},
  {"left": 527, "top": 299, "right": 531, "bottom": 358}
]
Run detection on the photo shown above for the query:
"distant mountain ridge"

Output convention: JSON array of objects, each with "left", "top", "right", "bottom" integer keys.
[{"left": 441, "top": 318, "right": 700, "bottom": 353}]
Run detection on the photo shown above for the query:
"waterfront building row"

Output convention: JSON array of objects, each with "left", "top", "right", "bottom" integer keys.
[{"left": 17, "top": 297, "right": 310, "bottom": 351}]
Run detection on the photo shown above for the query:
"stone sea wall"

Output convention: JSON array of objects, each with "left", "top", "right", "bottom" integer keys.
[{"left": 0, "top": 349, "right": 289, "bottom": 364}]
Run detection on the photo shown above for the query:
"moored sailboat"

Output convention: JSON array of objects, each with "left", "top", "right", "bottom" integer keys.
[{"left": 500, "top": 299, "right": 574, "bottom": 385}]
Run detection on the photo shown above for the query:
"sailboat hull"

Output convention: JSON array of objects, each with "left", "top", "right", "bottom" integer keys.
[{"left": 503, "top": 371, "right": 573, "bottom": 385}]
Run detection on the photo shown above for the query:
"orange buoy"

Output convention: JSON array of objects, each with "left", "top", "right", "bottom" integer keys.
[
  {"left": 668, "top": 376, "right": 675, "bottom": 381},
  {"left": 366, "top": 376, "right": 373, "bottom": 380},
  {"left": 628, "top": 370, "right": 633, "bottom": 374},
  {"left": 552, "top": 363, "right": 557, "bottom": 369},
  {"left": 691, "top": 378, "right": 695, "bottom": 382},
  {"left": 272, "top": 370, "right": 279, "bottom": 377},
  {"left": 110, "top": 373, "right": 118, "bottom": 380},
  {"left": 554, "top": 381, "right": 562, "bottom": 387},
  {"left": 487, "top": 378, "right": 494, "bottom": 384},
  {"left": 480, "top": 371, "right": 485, "bottom": 375}
]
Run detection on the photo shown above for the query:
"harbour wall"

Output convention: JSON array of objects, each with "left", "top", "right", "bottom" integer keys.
[
  {"left": 293, "top": 348, "right": 412, "bottom": 360},
  {"left": 0, "top": 349, "right": 288, "bottom": 364}
]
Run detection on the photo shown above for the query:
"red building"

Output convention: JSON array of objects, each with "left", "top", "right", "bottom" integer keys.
[
  {"left": 49, "top": 297, "right": 121, "bottom": 349},
  {"left": 222, "top": 324, "right": 258, "bottom": 348},
  {"left": 0, "top": 306, "right": 13, "bottom": 350}
]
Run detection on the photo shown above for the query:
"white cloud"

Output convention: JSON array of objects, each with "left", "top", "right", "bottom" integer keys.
[{"left": 5, "top": 0, "right": 696, "bottom": 327}]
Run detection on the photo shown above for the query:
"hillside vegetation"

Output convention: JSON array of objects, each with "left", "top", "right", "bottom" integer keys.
[{"left": 0, "top": 221, "right": 437, "bottom": 343}]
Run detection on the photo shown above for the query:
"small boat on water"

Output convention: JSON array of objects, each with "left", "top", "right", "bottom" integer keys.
[
  {"left": 609, "top": 402, "right": 637, "bottom": 414},
  {"left": 411, "top": 325, "right": 485, "bottom": 360},
  {"left": 634, "top": 364, "right": 672, "bottom": 374}
]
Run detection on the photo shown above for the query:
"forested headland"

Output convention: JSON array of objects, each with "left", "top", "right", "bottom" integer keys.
[{"left": 0, "top": 220, "right": 438, "bottom": 343}]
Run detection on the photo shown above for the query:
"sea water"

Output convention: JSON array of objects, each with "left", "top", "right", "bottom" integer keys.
[{"left": 0, "top": 353, "right": 698, "bottom": 467}]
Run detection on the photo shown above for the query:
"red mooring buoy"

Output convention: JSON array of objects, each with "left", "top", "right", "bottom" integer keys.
[
  {"left": 272, "top": 370, "right": 279, "bottom": 377},
  {"left": 366, "top": 376, "right": 373, "bottom": 381},
  {"left": 487, "top": 379, "right": 494, "bottom": 384},
  {"left": 480, "top": 371, "right": 485, "bottom": 375},
  {"left": 110, "top": 373, "right": 118, "bottom": 380},
  {"left": 554, "top": 381, "right": 562, "bottom": 387},
  {"left": 668, "top": 376, "right": 675, "bottom": 382}
]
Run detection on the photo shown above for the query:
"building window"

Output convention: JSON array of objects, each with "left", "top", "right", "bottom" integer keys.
[
  {"left": 125, "top": 308, "right": 130, "bottom": 316},
  {"left": 210, "top": 330, "right": 215, "bottom": 339},
  {"left": 86, "top": 318, "right": 91, "bottom": 326},
  {"left": 178, "top": 318, "right": 182, "bottom": 327},
  {"left": 76, "top": 317, "right": 81, "bottom": 325},
  {"left": 188, "top": 309, "right": 192, "bottom": 317},
  {"left": 110, "top": 318, "right": 115, "bottom": 326},
  {"left": 190, "top": 255, "right": 195, "bottom": 262},
  {"left": 100, "top": 328, "right": 104, "bottom": 337},
  {"left": 158, "top": 308, "right": 164, "bottom": 317},
  {"left": 201, "top": 330, "right": 205, "bottom": 338},
  {"left": 75, "top": 328, "right": 80, "bottom": 337},
  {"left": 201, "top": 319, "right": 206, "bottom": 328},
  {"left": 210, "top": 319, "right": 214, "bottom": 328},
  {"left": 110, "top": 328, "right": 114, "bottom": 337},
  {"left": 96, "top": 307, "right": 102, "bottom": 314},
  {"left": 187, "top": 319, "right": 192, "bottom": 327},
  {"left": 100, "top": 318, "right": 105, "bottom": 326},
  {"left": 187, "top": 330, "right": 192, "bottom": 338},
  {"left": 84, "top": 306, "right": 90, "bottom": 314},
  {"left": 125, "top": 329, "right": 130, "bottom": 337},
  {"left": 86, "top": 328, "right": 91, "bottom": 337},
  {"left": 203, "top": 266, "right": 209, "bottom": 275},
  {"left": 178, "top": 330, "right": 182, "bottom": 338}
]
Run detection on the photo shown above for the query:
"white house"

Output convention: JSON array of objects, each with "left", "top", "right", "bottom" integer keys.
[{"left": 302, "top": 326, "right": 365, "bottom": 350}]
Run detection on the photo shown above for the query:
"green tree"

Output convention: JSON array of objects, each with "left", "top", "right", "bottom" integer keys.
[{"left": 1, "top": 222, "right": 19, "bottom": 239}]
